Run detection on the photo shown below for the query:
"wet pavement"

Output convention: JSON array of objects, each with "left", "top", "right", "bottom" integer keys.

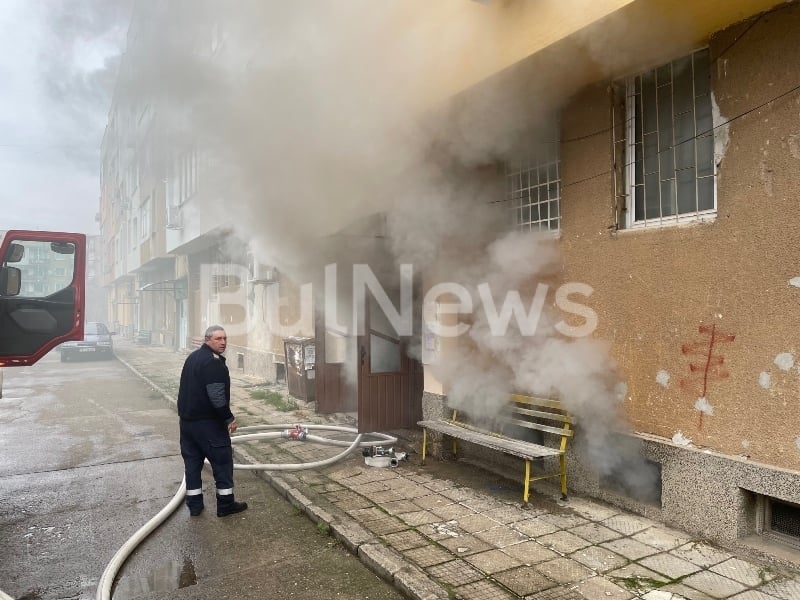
[{"left": 115, "top": 338, "right": 800, "bottom": 600}]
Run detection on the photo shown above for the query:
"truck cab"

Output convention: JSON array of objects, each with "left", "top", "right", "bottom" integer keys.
[{"left": 0, "top": 230, "right": 86, "bottom": 368}]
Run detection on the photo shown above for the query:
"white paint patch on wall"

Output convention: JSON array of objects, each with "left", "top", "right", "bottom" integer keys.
[
  {"left": 758, "top": 371, "right": 771, "bottom": 389},
  {"left": 672, "top": 431, "right": 692, "bottom": 446},
  {"left": 789, "top": 133, "right": 800, "bottom": 159},
  {"left": 712, "top": 92, "right": 730, "bottom": 168},
  {"left": 695, "top": 397, "right": 714, "bottom": 415},
  {"left": 741, "top": 439, "right": 750, "bottom": 449},
  {"left": 796, "top": 436, "right": 800, "bottom": 452},
  {"left": 655, "top": 370, "right": 670, "bottom": 388},
  {"left": 789, "top": 276, "right": 800, "bottom": 288},
  {"left": 774, "top": 352, "right": 795, "bottom": 371}
]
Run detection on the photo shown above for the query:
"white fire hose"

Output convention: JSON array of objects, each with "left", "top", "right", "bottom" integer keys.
[{"left": 94, "top": 423, "right": 398, "bottom": 600}]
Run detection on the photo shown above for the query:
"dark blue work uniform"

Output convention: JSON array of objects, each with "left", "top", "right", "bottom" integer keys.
[{"left": 178, "top": 343, "right": 236, "bottom": 513}]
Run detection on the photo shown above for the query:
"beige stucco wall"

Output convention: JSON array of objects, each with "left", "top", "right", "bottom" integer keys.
[{"left": 559, "top": 3, "right": 800, "bottom": 470}]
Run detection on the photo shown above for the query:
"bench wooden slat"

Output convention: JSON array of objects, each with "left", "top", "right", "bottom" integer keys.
[
  {"left": 506, "top": 417, "right": 574, "bottom": 437},
  {"left": 418, "top": 420, "right": 562, "bottom": 460},
  {"left": 510, "top": 394, "right": 565, "bottom": 411},
  {"left": 512, "top": 406, "right": 574, "bottom": 425}
]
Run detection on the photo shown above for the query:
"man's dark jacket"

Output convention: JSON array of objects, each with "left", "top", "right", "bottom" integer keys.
[{"left": 177, "top": 344, "right": 234, "bottom": 424}]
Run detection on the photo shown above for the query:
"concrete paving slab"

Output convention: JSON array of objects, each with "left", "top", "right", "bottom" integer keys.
[
  {"left": 401, "top": 509, "right": 443, "bottom": 526},
  {"left": 430, "top": 502, "right": 477, "bottom": 520},
  {"left": 464, "top": 548, "right": 524, "bottom": 574},
  {"left": 641, "top": 591, "right": 692, "bottom": 600},
  {"left": 534, "top": 557, "right": 594, "bottom": 585},
  {"left": 671, "top": 542, "right": 735, "bottom": 569},
  {"left": 680, "top": 570, "right": 748, "bottom": 597},
  {"left": 455, "top": 578, "right": 518, "bottom": 600},
  {"left": 606, "top": 562, "right": 670, "bottom": 595},
  {"left": 601, "top": 514, "right": 657, "bottom": 536},
  {"left": 485, "top": 505, "right": 534, "bottom": 524},
  {"left": 757, "top": 576, "right": 800, "bottom": 600},
  {"left": 438, "top": 533, "right": 494, "bottom": 556},
  {"left": 574, "top": 574, "right": 635, "bottom": 599},
  {"left": 566, "top": 497, "right": 621, "bottom": 522},
  {"left": 569, "top": 545, "right": 629, "bottom": 572},
  {"left": 382, "top": 499, "right": 424, "bottom": 515},
  {"left": 474, "top": 524, "right": 529, "bottom": 548},
  {"left": 710, "top": 557, "right": 776, "bottom": 587},
  {"left": 405, "top": 544, "right": 455, "bottom": 568},
  {"left": 639, "top": 552, "right": 704, "bottom": 579},
  {"left": 728, "top": 591, "right": 784, "bottom": 600},
  {"left": 537, "top": 530, "right": 593, "bottom": 554},
  {"left": 632, "top": 526, "right": 693, "bottom": 551},
  {"left": 601, "top": 536, "right": 661, "bottom": 561},
  {"left": 493, "top": 565, "right": 558, "bottom": 596},
  {"left": 363, "top": 515, "right": 410, "bottom": 536},
  {"left": 417, "top": 520, "right": 466, "bottom": 541},
  {"left": 413, "top": 493, "right": 453, "bottom": 510},
  {"left": 513, "top": 516, "right": 561, "bottom": 538},
  {"left": 523, "top": 587, "right": 583, "bottom": 599},
  {"left": 568, "top": 522, "right": 623, "bottom": 544},
  {"left": 458, "top": 513, "right": 503, "bottom": 533},
  {"left": 656, "top": 582, "right": 717, "bottom": 600},
  {"left": 382, "top": 529, "right": 431, "bottom": 551},
  {"left": 426, "top": 558, "right": 484, "bottom": 587},
  {"left": 537, "top": 512, "right": 590, "bottom": 530},
  {"left": 502, "top": 540, "right": 562, "bottom": 565}
]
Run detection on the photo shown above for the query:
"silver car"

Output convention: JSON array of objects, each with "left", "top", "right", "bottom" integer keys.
[{"left": 60, "top": 322, "right": 115, "bottom": 361}]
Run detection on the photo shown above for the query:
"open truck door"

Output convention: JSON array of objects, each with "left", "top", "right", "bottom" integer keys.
[{"left": 0, "top": 230, "right": 86, "bottom": 366}]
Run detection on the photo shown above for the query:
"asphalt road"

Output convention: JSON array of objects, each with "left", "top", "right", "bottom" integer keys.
[{"left": 0, "top": 351, "right": 403, "bottom": 600}]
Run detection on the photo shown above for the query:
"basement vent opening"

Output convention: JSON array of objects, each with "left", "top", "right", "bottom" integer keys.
[
  {"left": 600, "top": 459, "right": 662, "bottom": 507},
  {"left": 761, "top": 497, "right": 800, "bottom": 548}
]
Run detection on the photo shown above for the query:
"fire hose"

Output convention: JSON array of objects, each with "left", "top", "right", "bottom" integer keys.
[{"left": 94, "top": 423, "right": 398, "bottom": 600}]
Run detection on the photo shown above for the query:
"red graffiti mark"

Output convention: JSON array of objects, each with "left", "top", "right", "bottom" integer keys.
[{"left": 679, "top": 322, "right": 736, "bottom": 430}]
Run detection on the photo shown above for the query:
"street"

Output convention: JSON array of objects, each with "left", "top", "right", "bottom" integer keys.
[{"left": 0, "top": 351, "right": 403, "bottom": 600}]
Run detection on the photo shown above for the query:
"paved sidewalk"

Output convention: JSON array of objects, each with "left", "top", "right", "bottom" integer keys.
[{"left": 114, "top": 338, "right": 800, "bottom": 600}]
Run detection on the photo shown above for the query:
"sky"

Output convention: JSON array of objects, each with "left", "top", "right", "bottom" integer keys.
[{"left": 0, "top": 0, "right": 128, "bottom": 235}]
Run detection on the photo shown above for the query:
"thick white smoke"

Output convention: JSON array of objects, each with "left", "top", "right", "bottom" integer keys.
[{"left": 108, "top": 1, "right": 657, "bottom": 494}]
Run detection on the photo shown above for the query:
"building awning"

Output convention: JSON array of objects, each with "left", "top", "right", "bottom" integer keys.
[{"left": 139, "top": 279, "right": 188, "bottom": 299}]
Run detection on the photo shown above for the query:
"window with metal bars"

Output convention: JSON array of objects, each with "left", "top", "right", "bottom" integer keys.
[
  {"left": 762, "top": 497, "right": 800, "bottom": 548},
  {"left": 625, "top": 48, "right": 716, "bottom": 227},
  {"left": 507, "top": 139, "right": 561, "bottom": 233}
]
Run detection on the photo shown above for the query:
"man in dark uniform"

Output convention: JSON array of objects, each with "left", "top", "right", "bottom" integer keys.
[{"left": 178, "top": 325, "right": 248, "bottom": 517}]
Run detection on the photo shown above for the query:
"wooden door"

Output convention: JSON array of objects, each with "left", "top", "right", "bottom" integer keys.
[{"left": 356, "top": 290, "right": 423, "bottom": 433}]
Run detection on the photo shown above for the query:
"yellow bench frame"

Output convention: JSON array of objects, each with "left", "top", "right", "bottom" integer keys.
[{"left": 419, "top": 394, "right": 574, "bottom": 503}]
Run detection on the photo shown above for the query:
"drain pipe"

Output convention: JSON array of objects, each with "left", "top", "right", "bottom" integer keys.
[{"left": 95, "top": 423, "right": 398, "bottom": 600}]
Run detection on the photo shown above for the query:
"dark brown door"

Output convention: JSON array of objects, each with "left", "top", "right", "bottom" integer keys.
[{"left": 357, "top": 292, "right": 423, "bottom": 433}]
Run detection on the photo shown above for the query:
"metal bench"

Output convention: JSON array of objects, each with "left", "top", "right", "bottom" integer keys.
[{"left": 418, "top": 394, "right": 574, "bottom": 504}]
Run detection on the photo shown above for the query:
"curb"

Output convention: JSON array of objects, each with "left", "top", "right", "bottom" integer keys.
[{"left": 116, "top": 351, "right": 449, "bottom": 600}]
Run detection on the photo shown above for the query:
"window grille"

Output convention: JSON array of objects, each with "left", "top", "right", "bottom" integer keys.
[
  {"left": 760, "top": 497, "right": 800, "bottom": 549},
  {"left": 507, "top": 140, "right": 560, "bottom": 233},
  {"left": 625, "top": 48, "right": 716, "bottom": 227}
]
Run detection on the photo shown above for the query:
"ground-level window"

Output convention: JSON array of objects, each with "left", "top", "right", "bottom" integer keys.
[
  {"left": 625, "top": 48, "right": 715, "bottom": 227},
  {"left": 507, "top": 137, "right": 561, "bottom": 233}
]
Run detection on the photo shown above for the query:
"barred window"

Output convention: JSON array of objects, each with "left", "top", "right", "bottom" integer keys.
[
  {"left": 626, "top": 49, "right": 716, "bottom": 227},
  {"left": 507, "top": 139, "right": 560, "bottom": 233}
]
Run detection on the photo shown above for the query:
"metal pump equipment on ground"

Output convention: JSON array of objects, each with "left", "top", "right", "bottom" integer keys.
[{"left": 362, "top": 445, "right": 408, "bottom": 468}]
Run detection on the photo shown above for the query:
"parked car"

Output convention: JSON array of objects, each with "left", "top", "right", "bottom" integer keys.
[{"left": 60, "top": 322, "right": 115, "bottom": 361}]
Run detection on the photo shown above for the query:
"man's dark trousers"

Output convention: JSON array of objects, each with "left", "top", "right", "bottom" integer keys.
[{"left": 180, "top": 418, "right": 234, "bottom": 512}]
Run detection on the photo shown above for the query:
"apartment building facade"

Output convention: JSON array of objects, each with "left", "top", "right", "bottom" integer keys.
[{"left": 416, "top": 0, "right": 800, "bottom": 554}]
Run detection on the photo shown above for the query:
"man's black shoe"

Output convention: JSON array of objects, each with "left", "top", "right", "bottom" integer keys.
[
  {"left": 189, "top": 506, "right": 204, "bottom": 516},
  {"left": 217, "top": 501, "right": 248, "bottom": 517}
]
